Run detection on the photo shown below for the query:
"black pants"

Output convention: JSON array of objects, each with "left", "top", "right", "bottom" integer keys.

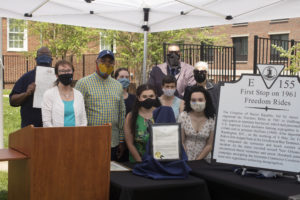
[
  {"left": 111, "top": 145, "right": 129, "bottom": 162},
  {"left": 111, "top": 146, "right": 118, "bottom": 161}
]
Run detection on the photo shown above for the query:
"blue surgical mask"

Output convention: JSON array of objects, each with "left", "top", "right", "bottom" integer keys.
[
  {"left": 36, "top": 55, "right": 52, "bottom": 67},
  {"left": 118, "top": 78, "right": 130, "bottom": 89}
]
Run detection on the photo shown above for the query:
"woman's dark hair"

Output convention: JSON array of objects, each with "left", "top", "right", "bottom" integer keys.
[
  {"left": 184, "top": 85, "right": 215, "bottom": 119},
  {"left": 162, "top": 75, "right": 177, "bottom": 86},
  {"left": 114, "top": 67, "right": 129, "bottom": 79},
  {"left": 54, "top": 60, "right": 75, "bottom": 86},
  {"left": 130, "top": 84, "right": 161, "bottom": 137}
]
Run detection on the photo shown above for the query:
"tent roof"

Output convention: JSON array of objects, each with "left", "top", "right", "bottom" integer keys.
[{"left": 1, "top": 0, "right": 300, "bottom": 32}]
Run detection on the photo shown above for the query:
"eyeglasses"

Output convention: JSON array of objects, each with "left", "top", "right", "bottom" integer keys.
[
  {"left": 97, "top": 58, "right": 114, "bottom": 65},
  {"left": 58, "top": 69, "right": 73, "bottom": 73}
]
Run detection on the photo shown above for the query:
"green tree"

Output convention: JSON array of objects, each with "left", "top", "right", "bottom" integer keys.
[
  {"left": 272, "top": 43, "right": 300, "bottom": 75},
  {"left": 102, "top": 28, "right": 225, "bottom": 84},
  {"left": 9, "top": 19, "right": 100, "bottom": 57},
  {"left": 28, "top": 22, "right": 100, "bottom": 58}
]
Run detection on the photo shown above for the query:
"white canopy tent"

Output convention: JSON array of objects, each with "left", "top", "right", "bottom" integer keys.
[
  {"left": 1, "top": 0, "right": 300, "bottom": 146},
  {"left": 1, "top": 0, "right": 300, "bottom": 33},
  {"left": 1, "top": 0, "right": 300, "bottom": 81}
]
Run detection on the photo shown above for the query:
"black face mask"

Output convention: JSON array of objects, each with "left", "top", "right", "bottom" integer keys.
[
  {"left": 194, "top": 70, "right": 207, "bottom": 83},
  {"left": 58, "top": 74, "right": 73, "bottom": 86},
  {"left": 140, "top": 98, "right": 157, "bottom": 109},
  {"left": 167, "top": 52, "right": 180, "bottom": 69}
]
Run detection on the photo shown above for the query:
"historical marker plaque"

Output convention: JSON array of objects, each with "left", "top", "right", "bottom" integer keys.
[{"left": 212, "top": 64, "right": 300, "bottom": 173}]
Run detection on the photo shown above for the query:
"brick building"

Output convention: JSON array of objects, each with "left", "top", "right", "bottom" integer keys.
[
  {"left": 1, "top": 18, "right": 111, "bottom": 88},
  {"left": 210, "top": 17, "right": 300, "bottom": 75}
]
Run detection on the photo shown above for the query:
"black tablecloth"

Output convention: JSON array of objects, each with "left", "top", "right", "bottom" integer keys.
[
  {"left": 189, "top": 160, "right": 300, "bottom": 200},
  {"left": 110, "top": 162, "right": 210, "bottom": 200}
]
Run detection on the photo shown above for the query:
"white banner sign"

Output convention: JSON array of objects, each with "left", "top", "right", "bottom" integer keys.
[{"left": 213, "top": 65, "right": 300, "bottom": 173}]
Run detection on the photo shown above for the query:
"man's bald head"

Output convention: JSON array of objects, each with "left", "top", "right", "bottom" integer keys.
[{"left": 37, "top": 46, "right": 51, "bottom": 57}]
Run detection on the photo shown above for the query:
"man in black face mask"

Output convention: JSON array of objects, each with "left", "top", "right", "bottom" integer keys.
[
  {"left": 182, "top": 61, "right": 220, "bottom": 111},
  {"left": 148, "top": 44, "right": 195, "bottom": 98},
  {"left": 9, "top": 46, "right": 52, "bottom": 128}
]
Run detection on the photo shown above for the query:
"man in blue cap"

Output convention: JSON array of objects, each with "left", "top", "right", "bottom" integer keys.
[
  {"left": 75, "top": 50, "right": 126, "bottom": 161},
  {"left": 10, "top": 46, "right": 52, "bottom": 128}
]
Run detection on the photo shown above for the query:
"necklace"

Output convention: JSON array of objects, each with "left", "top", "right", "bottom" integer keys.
[
  {"left": 59, "top": 89, "right": 72, "bottom": 99},
  {"left": 63, "top": 93, "right": 71, "bottom": 98}
]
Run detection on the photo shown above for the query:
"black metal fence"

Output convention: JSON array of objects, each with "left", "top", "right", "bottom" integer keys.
[
  {"left": 163, "top": 43, "right": 236, "bottom": 83},
  {"left": 3, "top": 43, "right": 236, "bottom": 87},
  {"left": 253, "top": 35, "right": 299, "bottom": 75}
]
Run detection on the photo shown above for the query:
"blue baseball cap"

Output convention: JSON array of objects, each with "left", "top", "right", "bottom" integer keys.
[{"left": 97, "top": 50, "right": 114, "bottom": 60}]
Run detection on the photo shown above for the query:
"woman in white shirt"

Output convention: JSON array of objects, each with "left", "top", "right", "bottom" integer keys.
[{"left": 42, "top": 60, "right": 87, "bottom": 127}]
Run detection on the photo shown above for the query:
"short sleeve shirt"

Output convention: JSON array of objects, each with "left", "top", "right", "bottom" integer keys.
[{"left": 9, "top": 68, "right": 43, "bottom": 128}]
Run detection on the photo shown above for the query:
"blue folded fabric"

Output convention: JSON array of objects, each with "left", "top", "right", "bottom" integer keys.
[{"left": 133, "top": 106, "right": 191, "bottom": 179}]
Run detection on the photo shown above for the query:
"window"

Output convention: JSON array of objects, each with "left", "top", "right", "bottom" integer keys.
[
  {"left": 270, "top": 34, "right": 289, "bottom": 61},
  {"left": 100, "top": 33, "right": 116, "bottom": 53},
  {"left": 233, "top": 37, "right": 248, "bottom": 61},
  {"left": 7, "top": 19, "right": 28, "bottom": 51}
]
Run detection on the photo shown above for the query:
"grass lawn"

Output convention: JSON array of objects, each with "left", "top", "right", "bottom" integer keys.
[
  {"left": 3, "top": 89, "right": 21, "bottom": 148},
  {"left": 0, "top": 89, "right": 21, "bottom": 200},
  {"left": 0, "top": 171, "right": 8, "bottom": 200}
]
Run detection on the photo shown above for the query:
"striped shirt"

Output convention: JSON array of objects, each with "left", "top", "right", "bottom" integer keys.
[{"left": 75, "top": 72, "right": 125, "bottom": 148}]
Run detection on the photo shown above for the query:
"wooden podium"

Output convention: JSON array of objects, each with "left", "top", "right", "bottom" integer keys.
[{"left": 7, "top": 125, "right": 111, "bottom": 200}]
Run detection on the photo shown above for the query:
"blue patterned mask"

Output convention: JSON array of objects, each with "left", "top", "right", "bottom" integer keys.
[{"left": 118, "top": 78, "right": 130, "bottom": 89}]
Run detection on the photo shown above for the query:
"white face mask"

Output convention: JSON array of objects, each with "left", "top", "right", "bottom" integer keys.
[
  {"left": 190, "top": 101, "right": 206, "bottom": 112},
  {"left": 162, "top": 88, "right": 176, "bottom": 97}
]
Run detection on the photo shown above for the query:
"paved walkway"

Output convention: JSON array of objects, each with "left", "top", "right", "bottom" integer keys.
[{"left": 0, "top": 161, "right": 8, "bottom": 172}]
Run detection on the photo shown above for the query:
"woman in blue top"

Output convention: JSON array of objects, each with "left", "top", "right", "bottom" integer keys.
[{"left": 42, "top": 60, "right": 87, "bottom": 127}]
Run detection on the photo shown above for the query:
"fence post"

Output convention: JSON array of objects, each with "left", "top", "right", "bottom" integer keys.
[
  {"left": 2, "top": 56, "right": 4, "bottom": 89},
  {"left": 26, "top": 56, "right": 29, "bottom": 72},
  {"left": 291, "top": 39, "right": 295, "bottom": 47},
  {"left": 163, "top": 42, "right": 166, "bottom": 63},
  {"left": 82, "top": 54, "right": 85, "bottom": 77},
  {"left": 233, "top": 46, "right": 236, "bottom": 81},
  {"left": 253, "top": 35, "right": 258, "bottom": 74},
  {"left": 200, "top": 42, "right": 204, "bottom": 61},
  {"left": 290, "top": 39, "right": 295, "bottom": 69},
  {"left": 189, "top": 45, "right": 192, "bottom": 64}
]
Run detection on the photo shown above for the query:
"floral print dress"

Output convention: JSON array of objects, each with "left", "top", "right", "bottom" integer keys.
[{"left": 178, "top": 111, "right": 215, "bottom": 161}]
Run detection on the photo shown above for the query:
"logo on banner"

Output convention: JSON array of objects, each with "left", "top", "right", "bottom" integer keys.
[{"left": 257, "top": 64, "right": 285, "bottom": 89}]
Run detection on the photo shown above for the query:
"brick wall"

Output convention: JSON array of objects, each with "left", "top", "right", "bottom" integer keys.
[{"left": 210, "top": 17, "right": 300, "bottom": 74}]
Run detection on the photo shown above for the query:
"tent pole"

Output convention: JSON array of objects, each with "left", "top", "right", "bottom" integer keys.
[
  {"left": 0, "top": 17, "right": 4, "bottom": 148},
  {"left": 142, "top": 8, "right": 150, "bottom": 84},
  {"left": 142, "top": 31, "right": 148, "bottom": 84}
]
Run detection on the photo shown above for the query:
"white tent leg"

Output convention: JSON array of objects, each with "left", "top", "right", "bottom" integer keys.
[
  {"left": 0, "top": 17, "right": 4, "bottom": 148},
  {"left": 142, "top": 30, "right": 148, "bottom": 84}
]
